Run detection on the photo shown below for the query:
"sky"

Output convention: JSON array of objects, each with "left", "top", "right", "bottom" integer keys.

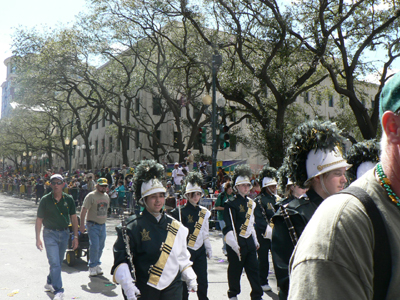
[{"left": 0, "top": 0, "right": 88, "bottom": 87}]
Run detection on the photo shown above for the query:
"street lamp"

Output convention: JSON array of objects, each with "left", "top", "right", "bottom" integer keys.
[
  {"left": 65, "top": 137, "right": 78, "bottom": 175},
  {"left": 89, "top": 144, "right": 95, "bottom": 170},
  {"left": 81, "top": 144, "right": 86, "bottom": 169},
  {"left": 211, "top": 52, "right": 222, "bottom": 179}
]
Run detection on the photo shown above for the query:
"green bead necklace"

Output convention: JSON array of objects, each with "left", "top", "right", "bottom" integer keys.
[{"left": 376, "top": 162, "right": 400, "bottom": 209}]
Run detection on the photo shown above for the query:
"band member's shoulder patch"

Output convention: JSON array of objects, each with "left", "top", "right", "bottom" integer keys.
[
  {"left": 239, "top": 204, "right": 246, "bottom": 212},
  {"left": 140, "top": 228, "right": 151, "bottom": 241}
]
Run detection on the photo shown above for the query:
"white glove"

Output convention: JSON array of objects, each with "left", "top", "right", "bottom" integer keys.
[
  {"left": 186, "top": 278, "right": 198, "bottom": 292},
  {"left": 114, "top": 263, "right": 141, "bottom": 300},
  {"left": 251, "top": 229, "right": 260, "bottom": 249},
  {"left": 204, "top": 238, "right": 212, "bottom": 259},
  {"left": 181, "top": 266, "right": 198, "bottom": 292},
  {"left": 225, "top": 231, "right": 241, "bottom": 260},
  {"left": 264, "top": 224, "right": 273, "bottom": 240}
]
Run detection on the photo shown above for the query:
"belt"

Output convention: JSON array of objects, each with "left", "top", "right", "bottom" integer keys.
[
  {"left": 45, "top": 227, "right": 69, "bottom": 231},
  {"left": 87, "top": 220, "right": 104, "bottom": 225}
]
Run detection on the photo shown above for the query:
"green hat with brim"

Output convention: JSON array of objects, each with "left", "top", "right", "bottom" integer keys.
[{"left": 379, "top": 72, "right": 400, "bottom": 121}]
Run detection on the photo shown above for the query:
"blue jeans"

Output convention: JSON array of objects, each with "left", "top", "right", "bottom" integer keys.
[
  {"left": 43, "top": 228, "right": 69, "bottom": 294},
  {"left": 87, "top": 222, "right": 106, "bottom": 268}
]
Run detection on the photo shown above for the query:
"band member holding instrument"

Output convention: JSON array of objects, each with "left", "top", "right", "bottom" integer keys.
[
  {"left": 271, "top": 120, "right": 351, "bottom": 300},
  {"left": 223, "top": 164, "right": 263, "bottom": 300},
  {"left": 254, "top": 166, "right": 279, "bottom": 293},
  {"left": 170, "top": 171, "right": 212, "bottom": 300},
  {"left": 111, "top": 160, "right": 197, "bottom": 300}
]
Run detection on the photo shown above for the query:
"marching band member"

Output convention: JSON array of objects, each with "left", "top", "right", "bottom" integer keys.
[
  {"left": 254, "top": 166, "right": 279, "bottom": 293},
  {"left": 111, "top": 160, "right": 197, "bottom": 300},
  {"left": 271, "top": 120, "right": 351, "bottom": 299},
  {"left": 170, "top": 171, "right": 212, "bottom": 300},
  {"left": 223, "top": 164, "right": 264, "bottom": 300}
]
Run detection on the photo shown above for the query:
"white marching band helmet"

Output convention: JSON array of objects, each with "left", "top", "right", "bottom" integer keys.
[
  {"left": 262, "top": 177, "right": 277, "bottom": 188},
  {"left": 235, "top": 175, "right": 253, "bottom": 189},
  {"left": 185, "top": 182, "right": 204, "bottom": 198},
  {"left": 139, "top": 178, "right": 166, "bottom": 205},
  {"left": 305, "top": 146, "right": 352, "bottom": 184}
]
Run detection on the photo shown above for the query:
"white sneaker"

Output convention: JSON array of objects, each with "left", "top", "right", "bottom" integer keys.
[
  {"left": 54, "top": 292, "right": 65, "bottom": 300},
  {"left": 262, "top": 284, "right": 272, "bottom": 292},
  {"left": 229, "top": 297, "right": 238, "bottom": 300},
  {"left": 89, "top": 267, "right": 98, "bottom": 276},
  {"left": 96, "top": 265, "right": 103, "bottom": 275},
  {"left": 44, "top": 283, "right": 54, "bottom": 293}
]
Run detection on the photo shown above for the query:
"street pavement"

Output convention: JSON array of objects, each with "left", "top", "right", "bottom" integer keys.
[{"left": 0, "top": 193, "right": 279, "bottom": 299}]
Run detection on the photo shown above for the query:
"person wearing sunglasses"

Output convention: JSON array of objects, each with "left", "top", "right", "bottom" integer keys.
[{"left": 35, "top": 174, "right": 79, "bottom": 300}]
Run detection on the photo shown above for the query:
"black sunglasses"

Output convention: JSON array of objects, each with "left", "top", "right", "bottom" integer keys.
[{"left": 51, "top": 181, "right": 64, "bottom": 185}]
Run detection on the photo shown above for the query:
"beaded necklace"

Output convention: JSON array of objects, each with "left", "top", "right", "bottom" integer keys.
[{"left": 376, "top": 162, "right": 400, "bottom": 209}]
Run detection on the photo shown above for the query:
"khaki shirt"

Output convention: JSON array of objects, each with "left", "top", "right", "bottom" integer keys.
[
  {"left": 289, "top": 168, "right": 400, "bottom": 300},
  {"left": 82, "top": 190, "right": 110, "bottom": 224}
]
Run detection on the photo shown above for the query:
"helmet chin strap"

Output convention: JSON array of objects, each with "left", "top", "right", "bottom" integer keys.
[
  {"left": 266, "top": 186, "right": 277, "bottom": 196},
  {"left": 320, "top": 176, "right": 331, "bottom": 198}
]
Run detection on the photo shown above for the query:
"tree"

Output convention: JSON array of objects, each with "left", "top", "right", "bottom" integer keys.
[
  {"left": 12, "top": 27, "right": 103, "bottom": 170},
  {"left": 293, "top": 0, "right": 400, "bottom": 139},
  {"left": 79, "top": 1, "right": 213, "bottom": 162}
]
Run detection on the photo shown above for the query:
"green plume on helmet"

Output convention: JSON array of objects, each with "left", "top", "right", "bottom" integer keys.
[
  {"left": 133, "top": 159, "right": 165, "bottom": 201},
  {"left": 232, "top": 164, "right": 252, "bottom": 186},
  {"left": 345, "top": 139, "right": 380, "bottom": 182},
  {"left": 286, "top": 120, "right": 346, "bottom": 189},
  {"left": 182, "top": 171, "right": 204, "bottom": 195}
]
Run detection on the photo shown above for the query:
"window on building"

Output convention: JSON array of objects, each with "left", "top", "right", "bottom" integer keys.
[
  {"left": 316, "top": 95, "right": 322, "bottom": 106},
  {"left": 95, "top": 121, "right": 98, "bottom": 130},
  {"left": 117, "top": 139, "right": 121, "bottom": 152},
  {"left": 246, "top": 116, "right": 252, "bottom": 124},
  {"left": 136, "top": 131, "right": 140, "bottom": 149},
  {"left": 193, "top": 105, "right": 200, "bottom": 119},
  {"left": 102, "top": 115, "right": 106, "bottom": 127},
  {"left": 109, "top": 137, "right": 113, "bottom": 153},
  {"left": 135, "top": 98, "right": 140, "bottom": 114},
  {"left": 229, "top": 134, "right": 237, "bottom": 152},
  {"left": 229, "top": 106, "right": 237, "bottom": 122},
  {"left": 329, "top": 95, "right": 334, "bottom": 107},
  {"left": 95, "top": 140, "right": 98, "bottom": 155},
  {"left": 153, "top": 96, "right": 162, "bottom": 116},
  {"left": 304, "top": 92, "right": 309, "bottom": 103},
  {"left": 101, "top": 138, "right": 105, "bottom": 154},
  {"left": 127, "top": 138, "right": 130, "bottom": 150}
]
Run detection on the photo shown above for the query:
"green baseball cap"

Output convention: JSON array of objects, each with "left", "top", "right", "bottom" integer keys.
[
  {"left": 379, "top": 72, "right": 400, "bottom": 121},
  {"left": 97, "top": 178, "right": 108, "bottom": 186}
]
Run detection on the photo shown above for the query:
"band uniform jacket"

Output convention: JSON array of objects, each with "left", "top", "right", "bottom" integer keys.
[
  {"left": 112, "top": 209, "right": 195, "bottom": 290},
  {"left": 170, "top": 201, "right": 211, "bottom": 251},
  {"left": 254, "top": 192, "right": 277, "bottom": 238},
  {"left": 271, "top": 188, "right": 323, "bottom": 296},
  {"left": 223, "top": 194, "right": 258, "bottom": 249}
]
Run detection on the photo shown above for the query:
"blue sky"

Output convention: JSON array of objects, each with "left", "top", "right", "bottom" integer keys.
[{"left": 0, "top": 0, "right": 88, "bottom": 85}]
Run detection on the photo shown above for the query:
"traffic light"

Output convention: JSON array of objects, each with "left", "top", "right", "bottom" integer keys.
[
  {"left": 219, "top": 125, "right": 230, "bottom": 149},
  {"left": 197, "top": 127, "right": 207, "bottom": 145},
  {"left": 201, "top": 127, "right": 207, "bottom": 144},
  {"left": 197, "top": 128, "right": 203, "bottom": 145}
]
